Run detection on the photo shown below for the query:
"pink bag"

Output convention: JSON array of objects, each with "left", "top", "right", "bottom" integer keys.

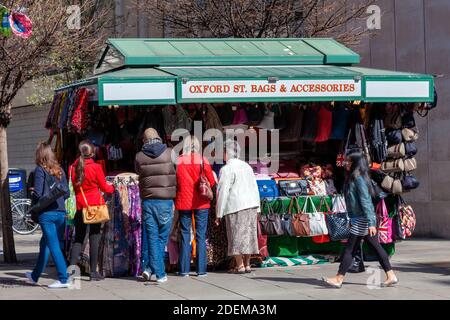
[
  {"left": 377, "top": 199, "right": 393, "bottom": 244},
  {"left": 232, "top": 107, "right": 248, "bottom": 125}
]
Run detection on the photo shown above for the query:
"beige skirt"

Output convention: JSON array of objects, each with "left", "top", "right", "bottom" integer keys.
[{"left": 225, "top": 207, "right": 259, "bottom": 256}]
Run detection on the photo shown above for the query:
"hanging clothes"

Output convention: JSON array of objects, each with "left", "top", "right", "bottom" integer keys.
[
  {"left": 315, "top": 106, "right": 333, "bottom": 142},
  {"left": 127, "top": 183, "right": 142, "bottom": 277}
]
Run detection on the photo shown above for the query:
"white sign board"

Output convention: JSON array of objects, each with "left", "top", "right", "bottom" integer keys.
[
  {"left": 181, "top": 79, "right": 362, "bottom": 100},
  {"left": 366, "top": 81, "right": 430, "bottom": 98},
  {"left": 103, "top": 82, "right": 175, "bottom": 102}
]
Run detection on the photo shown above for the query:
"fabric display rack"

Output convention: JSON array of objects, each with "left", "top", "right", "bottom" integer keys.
[{"left": 47, "top": 38, "right": 436, "bottom": 276}]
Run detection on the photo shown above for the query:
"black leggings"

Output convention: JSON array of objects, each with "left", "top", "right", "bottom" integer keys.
[
  {"left": 338, "top": 234, "right": 392, "bottom": 276},
  {"left": 69, "top": 210, "right": 102, "bottom": 273}
]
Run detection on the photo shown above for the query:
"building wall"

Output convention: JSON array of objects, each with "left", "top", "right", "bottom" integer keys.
[{"left": 350, "top": 0, "right": 450, "bottom": 238}]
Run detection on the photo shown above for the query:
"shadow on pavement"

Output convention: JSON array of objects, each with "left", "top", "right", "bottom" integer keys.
[
  {"left": 392, "top": 262, "right": 450, "bottom": 277},
  {"left": 0, "top": 277, "right": 37, "bottom": 288}
]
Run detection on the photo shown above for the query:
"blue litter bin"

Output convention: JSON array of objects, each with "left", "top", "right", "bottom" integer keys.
[{"left": 8, "top": 168, "right": 27, "bottom": 199}]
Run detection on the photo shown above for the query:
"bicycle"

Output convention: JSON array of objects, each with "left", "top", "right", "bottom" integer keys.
[{"left": 11, "top": 198, "right": 40, "bottom": 235}]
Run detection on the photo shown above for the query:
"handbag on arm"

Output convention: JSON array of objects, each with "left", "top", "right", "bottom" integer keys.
[{"left": 80, "top": 187, "right": 110, "bottom": 224}]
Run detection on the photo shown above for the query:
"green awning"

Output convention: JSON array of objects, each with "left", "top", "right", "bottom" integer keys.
[
  {"left": 99, "top": 38, "right": 360, "bottom": 69},
  {"left": 97, "top": 68, "right": 177, "bottom": 106}
]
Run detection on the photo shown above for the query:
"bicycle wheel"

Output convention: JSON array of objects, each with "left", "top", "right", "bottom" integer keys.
[{"left": 11, "top": 199, "right": 39, "bottom": 235}]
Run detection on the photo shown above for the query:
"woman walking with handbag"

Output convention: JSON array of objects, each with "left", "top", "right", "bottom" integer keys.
[
  {"left": 323, "top": 151, "right": 398, "bottom": 288},
  {"left": 69, "top": 140, "right": 115, "bottom": 281},
  {"left": 216, "top": 140, "right": 261, "bottom": 274},
  {"left": 26, "top": 142, "right": 70, "bottom": 288},
  {"left": 175, "top": 135, "right": 216, "bottom": 277}
]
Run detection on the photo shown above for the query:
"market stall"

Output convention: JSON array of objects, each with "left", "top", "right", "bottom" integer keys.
[{"left": 47, "top": 38, "right": 435, "bottom": 276}]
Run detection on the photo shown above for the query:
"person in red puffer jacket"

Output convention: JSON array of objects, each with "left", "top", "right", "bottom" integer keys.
[
  {"left": 175, "top": 135, "right": 216, "bottom": 277},
  {"left": 69, "top": 140, "right": 115, "bottom": 281}
]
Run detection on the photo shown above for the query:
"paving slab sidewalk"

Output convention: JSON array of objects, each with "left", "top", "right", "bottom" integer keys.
[{"left": 1, "top": 234, "right": 450, "bottom": 300}]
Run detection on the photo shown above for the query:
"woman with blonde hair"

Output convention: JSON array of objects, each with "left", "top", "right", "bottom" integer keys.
[
  {"left": 26, "top": 142, "right": 70, "bottom": 288},
  {"left": 69, "top": 140, "right": 114, "bottom": 281},
  {"left": 175, "top": 135, "right": 216, "bottom": 277}
]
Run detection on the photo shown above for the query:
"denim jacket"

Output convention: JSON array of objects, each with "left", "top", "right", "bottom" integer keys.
[{"left": 344, "top": 176, "right": 377, "bottom": 227}]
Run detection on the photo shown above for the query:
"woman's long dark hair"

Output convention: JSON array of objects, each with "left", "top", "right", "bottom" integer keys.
[
  {"left": 76, "top": 140, "right": 95, "bottom": 187},
  {"left": 344, "top": 151, "right": 375, "bottom": 197}
]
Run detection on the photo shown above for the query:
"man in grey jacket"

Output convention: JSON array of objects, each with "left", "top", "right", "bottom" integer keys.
[{"left": 135, "top": 128, "right": 176, "bottom": 284}]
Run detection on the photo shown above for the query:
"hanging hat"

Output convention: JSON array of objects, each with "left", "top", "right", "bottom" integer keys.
[
  {"left": 9, "top": 11, "right": 32, "bottom": 39},
  {"left": 0, "top": 7, "right": 12, "bottom": 37}
]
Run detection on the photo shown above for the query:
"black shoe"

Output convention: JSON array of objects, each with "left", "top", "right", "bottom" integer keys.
[{"left": 90, "top": 272, "right": 105, "bottom": 281}]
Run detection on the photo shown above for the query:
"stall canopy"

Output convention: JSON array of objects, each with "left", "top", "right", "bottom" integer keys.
[{"left": 57, "top": 38, "right": 435, "bottom": 105}]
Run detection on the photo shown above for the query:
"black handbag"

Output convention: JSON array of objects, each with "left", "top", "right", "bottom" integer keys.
[
  {"left": 402, "top": 111, "right": 416, "bottom": 129},
  {"left": 216, "top": 105, "right": 234, "bottom": 126},
  {"left": 405, "top": 142, "right": 418, "bottom": 157},
  {"left": 30, "top": 170, "right": 68, "bottom": 223},
  {"left": 259, "top": 200, "right": 284, "bottom": 236},
  {"left": 326, "top": 212, "right": 351, "bottom": 241},
  {"left": 386, "top": 129, "right": 402, "bottom": 145},
  {"left": 371, "top": 179, "right": 387, "bottom": 200},
  {"left": 402, "top": 174, "right": 420, "bottom": 190},
  {"left": 278, "top": 180, "right": 308, "bottom": 197},
  {"left": 245, "top": 103, "right": 265, "bottom": 126},
  {"left": 273, "top": 103, "right": 287, "bottom": 130}
]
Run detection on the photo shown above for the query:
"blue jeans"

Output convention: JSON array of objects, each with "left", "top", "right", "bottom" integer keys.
[
  {"left": 179, "top": 209, "right": 209, "bottom": 275},
  {"left": 32, "top": 211, "right": 68, "bottom": 284},
  {"left": 142, "top": 199, "right": 174, "bottom": 280}
]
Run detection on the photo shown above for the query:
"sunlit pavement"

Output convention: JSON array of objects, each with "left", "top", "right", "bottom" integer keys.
[{"left": 1, "top": 234, "right": 450, "bottom": 300}]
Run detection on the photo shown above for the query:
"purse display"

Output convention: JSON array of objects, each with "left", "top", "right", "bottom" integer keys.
[
  {"left": 245, "top": 103, "right": 265, "bottom": 126},
  {"left": 80, "top": 187, "right": 110, "bottom": 225},
  {"left": 384, "top": 110, "right": 402, "bottom": 129},
  {"left": 386, "top": 129, "right": 403, "bottom": 145},
  {"left": 396, "top": 197, "right": 416, "bottom": 238},
  {"left": 404, "top": 158, "right": 417, "bottom": 172},
  {"left": 325, "top": 212, "right": 351, "bottom": 241},
  {"left": 302, "top": 197, "right": 329, "bottom": 237},
  {"left": 332, "top": 195, "right": 347, "bottom": 213},
  {"left": 376, "top": 199, "right": 393, "bottom": 244},
  {"left": 402, "top": 127, "right": 419, "bottom": 142},
  {"left": 405, "top": 142, "right": 418, "bottom": 157},
  {"left": 402, "top": 111, "right": 416, "bottom": 128},
  {"left": 381, "top": 159, "right": 405, "bottom": 173},
  {"left": 402, "top": 174, "right": 420, "bottom": 190},
  {"left": 256, "top": 180, "right": 279, "bottom": 199},
  {"left": 278, "top": 179, "right": 308, "bottom": 197},
  {"left": 387, "top": 143, "right": 405, "bottom": 159},
  {"left": 289, "top": 197, "right": 311, "bottom": 237},
  {"left": 259, "top": 200, "right": 284, "bottom": 236},
  {"left": 381, "top": 175, "right": 403, "bottom": 195}
]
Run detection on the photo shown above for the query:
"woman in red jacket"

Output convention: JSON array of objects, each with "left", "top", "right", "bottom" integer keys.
[
  {"left": 176, "top": 135, "right": 216, "bottom": 277},
  {"left": 69, "top": 140, "right": 115, "bottom": 281}
]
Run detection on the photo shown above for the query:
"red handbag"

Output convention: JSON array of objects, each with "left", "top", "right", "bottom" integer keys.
[{"left": 312, "top": 197, "right": 331, "bottom": 244}]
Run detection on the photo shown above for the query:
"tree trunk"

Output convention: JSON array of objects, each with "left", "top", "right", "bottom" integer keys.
[{"left": 0, "top": 126, "right": 17, "bottom": 263}]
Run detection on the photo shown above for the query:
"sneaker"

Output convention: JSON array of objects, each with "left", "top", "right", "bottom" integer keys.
[
  {"left": 142, "top": 271, "right": 151, "bottom": 282},
  {"left": 197, "top": 273, "right": 208, "bottom": 278},
  {"left": 48, "top": 281, "right": 70, "bottom": 289},
  {"left": 177, "top": 272, "right": 190, "bottom": 277},
  {"left": 25, "top": 272, "right": 37, "bottom": 285},
  {"left": 156, "top": 276, "right": 168, "bottom": 284}
]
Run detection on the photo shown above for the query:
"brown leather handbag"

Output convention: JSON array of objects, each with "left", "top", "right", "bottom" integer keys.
[
  {"left": 80, "top": 187, "right": 110, "bottom": 224},
  {"left": 381, "top": 159, "right": 405, "bottom": 173},
  {"left": 387, "top": 143, "right": 405, "bottom": 158},
  {"left": 289, "top": 197, "right": 311, "bottom": 237}
]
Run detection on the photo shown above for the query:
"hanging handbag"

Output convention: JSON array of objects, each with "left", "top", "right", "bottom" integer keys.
[
  {"left": 376, "top": 199, "right": 393, "bottom": 244},
  {"left": 80, "top": 187, "right": 110, "bottom": 224},
  {"left": 402, "top": 111, "right": 416, "bottom": 128},
  {"left": 199, "top": 157, "right": 213, "bottom": 200},
  {"left": 402, "top": 174, "right": 420, "bottom": 190},
  {"left": 276, "top": 199, "right": 294, "bottom": 236},
  {"left": 405, "top": 142, "right": 418, "bottom": 157},
  {"left": 402, "top": 127, "right": 419, "bottom": 142},
  {"left": 259, "top": 199, "right": 284, "bottom": 236},
  {"left": 278, "top": 179, "right": 308, "bottom": 197},
  {"left": 371, "top": 179, "right": 387, "bottom": 200},
  {"left": 397, "top": 197, "right": 416, "bottom": 238},
  {"left": 387, "top": 143, "right": 405, "bottom": 159},
  {"left": 257, "top": 214, "right": 269, "bottom": 258},
  {"left": 245, "top": 103, "right": 265, "bottom": 126},
  {"left": 232, "top": 106, "right": 248, "bottom": 125},
  {"left": 384, "top": 109, "right": 402, "bottom": 129},
  {"left": 300, "top": 105, "right": 319, "bottom": 141},
  {"left": 65, "top": 167, "right": 77, "bottom": 224},
  {"left": 315, "top": 106, "right": 333, "bottom": 142},
  {"left": 256, "top": 180, "right": 279, "bottom": 199},
  {"left": 381, "top": 174, "right": 403, "bottom": 195},
  {"left": 302, "top": 197, "right": 328, "bottom": 237},
  {"left": 312, "top": 197, "right": 332, "bottom": 243},
  {"left": 216, "top": 104, "right": 234, "bottom": 126},
  {"left": 404, "top": 158, "right": 417, "bottom": 172},
  {"left": 332, "top": 195, "right": 347, "bottom": 213},
  {"left": 386, "top": 129, "right": 403, "bottom": 145},
  {"left": 325, "top": 179, "right": 337, "bottom": 195},
  {"left": 381, "top": 159, "right": 405, "bottom": 173},
  {"left": 273, "top": 103, "right": 287, "bottom": 130},
  {"left": 289, "top": 197, "right": 311, "bottom": 237}
]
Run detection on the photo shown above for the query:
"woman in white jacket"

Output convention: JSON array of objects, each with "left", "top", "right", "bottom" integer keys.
[{"left": 216, "top": 140, "right": 261, "bottom": 274}]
